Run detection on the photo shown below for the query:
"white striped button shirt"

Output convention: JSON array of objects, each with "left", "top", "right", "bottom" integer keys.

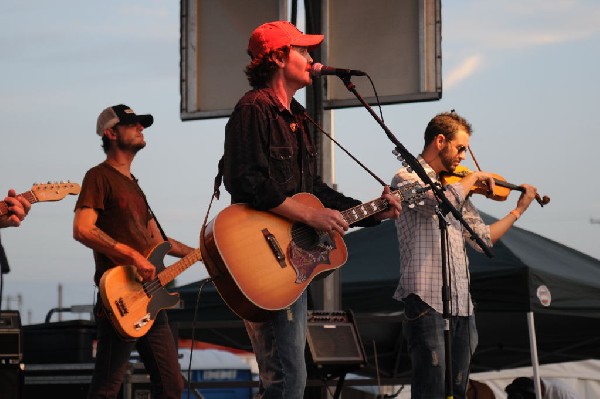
[{"left": 391, "top": 156, "right": 492, "bottom": 316}]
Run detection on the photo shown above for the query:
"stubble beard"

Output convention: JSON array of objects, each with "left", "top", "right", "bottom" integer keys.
[
  {"left": 439, "top": 146, "right": 455, "bottom": 173},
  {"left": 116, "top": 138, "right": 146, "bottom": 154}
]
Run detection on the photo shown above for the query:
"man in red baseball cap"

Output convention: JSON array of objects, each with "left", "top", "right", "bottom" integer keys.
[
  {"left": 247, "top": 20, "right": 324, "bottom": 59},
  {"left": 218, "top": 20, "right": 400, "bottom": 399}
]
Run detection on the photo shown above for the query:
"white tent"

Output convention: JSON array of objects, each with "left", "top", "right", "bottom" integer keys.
[
  {"left": 347, "top": 360, "right": 599, "bottom": 398},
  {"left": 469, "top": 359, "right": 599, "bottom": 399}
]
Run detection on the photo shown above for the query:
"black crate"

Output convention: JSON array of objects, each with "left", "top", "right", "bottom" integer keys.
[
  {"left": 22, "top": 320, "right": 96, "bottom": 364},
  {"left": 0, "top": 311, "right": 22, "bottom": 362}
]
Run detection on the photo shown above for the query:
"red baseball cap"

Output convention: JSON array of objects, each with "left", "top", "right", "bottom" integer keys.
[{"left": 248, "top": 20, "right": 324, "bottom": 59}]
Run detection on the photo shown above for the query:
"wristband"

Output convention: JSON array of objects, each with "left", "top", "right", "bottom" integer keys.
[{"left": 509, "top": 210, "right": 521, "bottom": 220}]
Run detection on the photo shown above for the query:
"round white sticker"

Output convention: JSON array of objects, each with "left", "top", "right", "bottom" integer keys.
[{"left": 536, "top": 285, "right": 551, "bottom": 307}]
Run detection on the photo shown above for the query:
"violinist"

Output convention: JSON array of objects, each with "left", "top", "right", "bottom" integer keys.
[{"left": 390, "top": 111, "right": 537, "bottom": 399}]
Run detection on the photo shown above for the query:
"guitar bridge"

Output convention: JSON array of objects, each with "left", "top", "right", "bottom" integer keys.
[
  {"left": 134, "top": 313, "right": 151, "bottom": 331},
  {"left": 262, "top": 228, "right": 286, "bottom": 268},
  {"left": 115, "top": 298, "right": 128, "bottom": 317}
]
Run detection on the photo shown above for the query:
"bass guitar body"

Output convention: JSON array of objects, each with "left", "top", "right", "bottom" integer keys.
[
  {"left": 100, "top": 242, "right": 180, "bottom": 339},
  {"left": 201, "top": 193, "right": 347, "bottom": 322}
]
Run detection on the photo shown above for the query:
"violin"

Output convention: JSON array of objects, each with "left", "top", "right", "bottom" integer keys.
[{"left": 440, "top": 165, "right": 550, "bottom": 207}]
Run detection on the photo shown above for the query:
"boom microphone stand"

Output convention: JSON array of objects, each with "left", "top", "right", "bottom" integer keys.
[{"left": 332, "top": 73, "right": 493, "bottom": 398}]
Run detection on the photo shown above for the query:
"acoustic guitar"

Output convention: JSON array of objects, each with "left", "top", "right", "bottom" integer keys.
[
  {"left": 200, "top": 183, "right": 425, "bottom": 322},
  {"left": 100, "top": 242, "right": 202, "bottom": 339},
  {"left": 0, "top": 181, "right": 81, "bottom": 215}
]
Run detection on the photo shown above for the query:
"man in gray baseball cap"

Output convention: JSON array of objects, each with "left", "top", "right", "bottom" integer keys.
[
  {"left": 74, "top": 103, "right": 195, "bottom": 398},
  {"left": 96, "top": 104, "right": 153, "bottom": 136}
]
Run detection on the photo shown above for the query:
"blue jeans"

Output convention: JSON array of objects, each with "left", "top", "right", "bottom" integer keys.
[
  {"left": 244, "top": 291, "right": 308, "bottom": 399},
  {"left": 402, "top": 295, "right": 478, "bottom": 399},
  {"left": 88, "top": 301, "right": 183, "bottom": 399}
]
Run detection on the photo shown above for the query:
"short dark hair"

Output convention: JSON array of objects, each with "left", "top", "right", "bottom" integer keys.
[
  {"left": 424, "top": 111, "right": 473, "bottom": 147},
  {"left": 100, "top": 126, "right": 120, "bottom": 154},
  {"left": 245, "top": 46, "right": 290, "bottom": 88},
  {"left": 505, "top": 377, "right": 538, "bottom": 399}
]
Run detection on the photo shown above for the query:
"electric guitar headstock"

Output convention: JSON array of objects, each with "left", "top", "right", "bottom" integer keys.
[
  {"left": 0, "top": 181, "right": 80, "bottom": 216},
  {"left": 29, "top": 181, "right": 81, "bottom": 202}
]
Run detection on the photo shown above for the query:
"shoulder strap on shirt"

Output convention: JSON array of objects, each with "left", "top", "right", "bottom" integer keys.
[{"left": 130, "top": 174, "right": 169, "bottom": 242}]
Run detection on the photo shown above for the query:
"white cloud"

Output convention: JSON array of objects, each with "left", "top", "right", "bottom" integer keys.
[
  {"left": 440, "top": 1, "right": 600, "bottom": 88},
  {"left": 444, "top": 54, "right": 484, "bottom": 90}
]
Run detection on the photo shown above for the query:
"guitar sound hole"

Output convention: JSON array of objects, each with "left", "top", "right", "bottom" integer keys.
[{"left": 291, "top": 223, "right": 320, "bottom": 250}]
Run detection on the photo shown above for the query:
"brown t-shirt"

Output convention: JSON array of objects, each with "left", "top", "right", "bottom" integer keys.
[{"left": 75, "top": 162, "right": 155, "bottom": 285}]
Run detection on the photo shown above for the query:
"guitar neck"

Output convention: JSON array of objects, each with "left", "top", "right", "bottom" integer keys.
[
  {"left": 157, "top": 248, "right": 202, "bottom": 286},
  {"left": 0, "top": 191, "right": 37, "bottom": 216},
  {"left": 341, "top": 190, "right": 403, "bottom": 225}
]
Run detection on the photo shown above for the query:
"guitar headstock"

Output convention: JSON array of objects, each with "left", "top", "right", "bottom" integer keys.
[
  {"left": 394, "top": 181, "right": 428, "bottom": 208},
  {"left": 31, "top": 181, "right": 81, "bottom": 202}
]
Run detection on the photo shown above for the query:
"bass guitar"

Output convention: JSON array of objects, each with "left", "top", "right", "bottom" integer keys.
[
  {"left": 0, "top": 181, "right": 80, "bottom": 215},
  {"left": 200, "top": 183, "right": 425, "bottom": 322},
  {"left": 100, "top": 242, "right": 202, "bottom": 339}
]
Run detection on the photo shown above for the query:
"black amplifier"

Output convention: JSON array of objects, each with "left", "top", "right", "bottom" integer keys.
[
  {"left": 305, "top": 310, "right": 366, "bottom": 378},
  {"left": 0, "top": 311, "right": 21, "bottom": 363}
]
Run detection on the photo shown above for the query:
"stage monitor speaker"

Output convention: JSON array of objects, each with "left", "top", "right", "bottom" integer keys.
[
  {"left": 305, "top": 310, "right": 366, "bottom": 378},
  {"left": 0, "top": 311, "right": 21, "bottom": 363}
]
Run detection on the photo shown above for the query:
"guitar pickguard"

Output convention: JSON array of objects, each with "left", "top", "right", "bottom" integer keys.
[{"left": 288, "top": 224, "right": 336, "bottom": 283}]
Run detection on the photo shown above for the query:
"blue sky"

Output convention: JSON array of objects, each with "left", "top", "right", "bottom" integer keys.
[{"left": 1, "top": 1, "right": 599, "bottom": 324}]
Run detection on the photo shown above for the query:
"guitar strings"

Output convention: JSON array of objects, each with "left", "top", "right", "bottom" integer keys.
[{"left": 114, "top": 253, "right": 199, "bottom": 318}]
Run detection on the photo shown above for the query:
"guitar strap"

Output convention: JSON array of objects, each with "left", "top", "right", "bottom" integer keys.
[
  {"left": 131, "top": 174, "right": 169, "bottom": 242},
  {"left": 212, "top": 156, "right": 224, "bottom": 201},
  {"left": 198, "top": 157, "right": 224, "bottom": 244}
]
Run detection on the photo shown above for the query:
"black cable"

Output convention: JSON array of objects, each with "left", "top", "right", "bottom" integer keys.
[{"left": 184, "top": 277, "right": 212, "bottom": 399}]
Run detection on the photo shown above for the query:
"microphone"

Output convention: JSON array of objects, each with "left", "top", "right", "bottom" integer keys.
[{"left": 310, "top": 63, "right": 367, "bottom": 78}]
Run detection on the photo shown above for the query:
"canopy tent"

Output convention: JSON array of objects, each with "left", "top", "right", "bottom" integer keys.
[{"left": 170, "top": 212, "right": 600, "bottom": 381}]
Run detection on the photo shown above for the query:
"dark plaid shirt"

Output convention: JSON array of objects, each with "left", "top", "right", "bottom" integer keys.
[{"left": 223, "top": 87, "right": 377, "bottom": 226}]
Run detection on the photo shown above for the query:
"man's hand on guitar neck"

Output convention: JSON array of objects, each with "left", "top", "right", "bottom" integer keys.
[
  {"left": 373, "top": 185, "right": 402, "bottom": 222},
  {"left": 272, "top": 197, "right": 350, "bottom": 236},
  {"left": 0, "top": 189, "right": 31, "bottom": 228},
  {"left": 271, "top": 186, "right": 402, "bottom": 237}
]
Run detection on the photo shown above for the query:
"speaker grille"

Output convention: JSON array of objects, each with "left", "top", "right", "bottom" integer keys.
[
  {"left": 305, "top": 310, "right": 365, "bottom": 378},
  {"left": 306, "top": 323, "right": 363, "bottom": 364}
]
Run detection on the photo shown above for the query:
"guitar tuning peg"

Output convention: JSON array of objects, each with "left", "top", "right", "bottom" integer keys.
[
  {"left": 406, "top": 167, "right": 413, "bottom": 173},
  {"left": 393, "top": 150, "right": 405, "bottom": 162}
]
